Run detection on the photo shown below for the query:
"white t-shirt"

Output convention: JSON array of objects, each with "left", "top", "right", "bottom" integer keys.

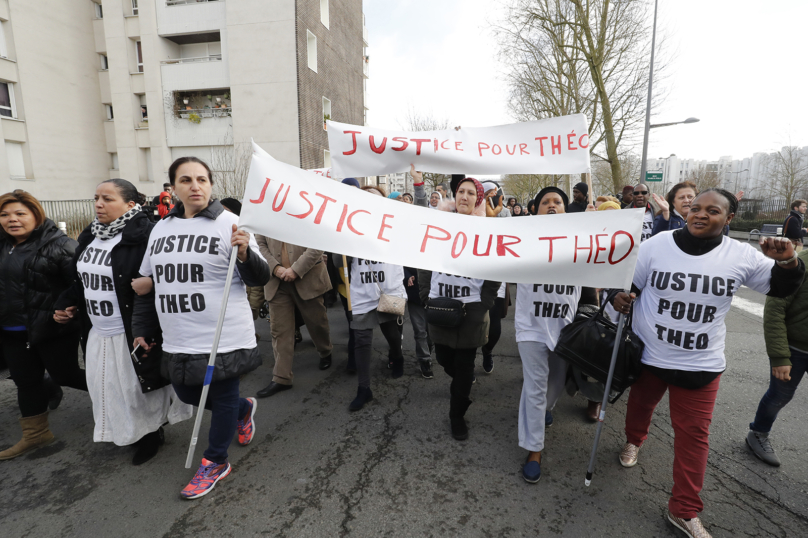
[
  {"left": 497, "top": 282, "right": 507, "bottom": 299},
  {"left": 641, "top": 209, "right": 654, "bottom": 242},
  {"left": 138, "top": 210, "right": 263, "bottom": 354},
  {"left": 515, "top": 283, "right": 581, "bottom": 350},
  {"left": 349, "top": 258, "right": 406, "bottom": 316},
  {"left": 77, "top": 234, "right": 126, "bottom": 337},
  {"left": 429, "top": 272, "right": 484, "bottom": 304},
  {"left": 632, "top": 232, "right": 774, "bottom": 372}
]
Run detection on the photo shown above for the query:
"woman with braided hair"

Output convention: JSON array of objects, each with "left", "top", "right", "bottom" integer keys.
[{"left": 612, "top": 188, "right": 804, "bottom": 538}]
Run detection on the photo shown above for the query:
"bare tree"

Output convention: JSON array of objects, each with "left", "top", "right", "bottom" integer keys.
[
  {"left": 684, "top": 164, "right": 722, "bottom": 193},
  {"left": 400, "top": 107, "right": 451, "bottom": 192},
  {"left": 495, "top": 0, "right": 666, "bottom": 187},
  {"left": 502, "top": 174, "right": 555, "bottom": 203},
  {"left": 763, "top": 145, "right": 808, "bottom": 202},
  {"left": 210, "top": 136, "right": 253, "bottom": 199},
  {"left": 591, "top": 152, "right": 641, "bottom": 195}
]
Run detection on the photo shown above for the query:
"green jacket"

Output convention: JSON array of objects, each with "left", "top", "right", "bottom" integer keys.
[{"left": 764, "top": 249, "right": 808, "bottom": 367}]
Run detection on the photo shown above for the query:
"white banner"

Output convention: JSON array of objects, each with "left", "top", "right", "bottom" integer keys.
[
  {"left": 307, "top": 167, "right": 335, "bottom": 179},
  {"left": 240, "top": 143, "right": 642, "bottom": 289},
  {"left": 327, "top": 115, "right": 591, "bottom": 177}
]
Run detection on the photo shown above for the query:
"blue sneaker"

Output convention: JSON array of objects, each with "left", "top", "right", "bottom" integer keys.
[
  {"left": 545, "top": 410, "right": 554, "bottom": 428},
  {"left": 522, "top": 459, "right": 541, "bottom": 484}
]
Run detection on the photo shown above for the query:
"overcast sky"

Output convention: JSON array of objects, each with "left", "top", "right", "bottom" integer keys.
[{"left": 363, "top": 0, "right": 808, "bottom": 162}]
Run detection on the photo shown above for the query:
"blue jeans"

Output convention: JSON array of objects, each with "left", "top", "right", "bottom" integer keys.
[
  {"left": 173, "top": 377, "right": 250, "bottom": 464},
  {"left": 750, "top": 348, "right": 808, "bottom": 433}
]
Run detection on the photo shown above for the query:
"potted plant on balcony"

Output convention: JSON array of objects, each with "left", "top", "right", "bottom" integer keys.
[
  {"left": 323, "top": 113, "right": 330, "bottom": 131},
  {"left": 188, "top": 113, "right": 201, "bottom": 124}
]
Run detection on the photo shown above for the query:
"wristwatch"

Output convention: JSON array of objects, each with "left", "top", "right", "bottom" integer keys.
[{"left": 776, "top": 253, "right": 799, "bottom": 266}]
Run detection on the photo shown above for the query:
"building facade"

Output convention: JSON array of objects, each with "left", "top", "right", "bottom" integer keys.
[{"left": 0, "top": 0, "right": 367, "bottom": 200}]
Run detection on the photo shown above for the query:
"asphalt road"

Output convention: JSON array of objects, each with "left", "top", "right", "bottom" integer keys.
[{"left": 1, "top": 245, "right": 806, "bottom": 537}]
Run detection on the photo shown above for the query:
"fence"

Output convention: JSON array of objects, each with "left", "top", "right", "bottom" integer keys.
[
  {"left": 732, "top": 198, "right": 789, "bottom": 232},
  {"left": 40, "top": 199, "right": 96, "bottom": 239}
]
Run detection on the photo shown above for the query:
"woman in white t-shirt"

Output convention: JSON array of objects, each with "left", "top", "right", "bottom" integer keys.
[
  {"left": 132, "top": 157, "right": 270, "bottom": 500},
  {"left": 612, "top": 189, "right": 804, "bottom": 537},
  {"left": 333, "top": 185, "right": 408, "bottom": 412},
  {"left": 418, "top": 178, "right": 501, "bottom": 441},
  {"left": 55, "top": 179, "right": 192, "bottom": 466},
  {"left": 515, "top": 187, "right": 598, "bottom": 484}
]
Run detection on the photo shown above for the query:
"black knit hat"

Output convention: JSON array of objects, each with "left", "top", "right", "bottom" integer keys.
[
  {"left": 220, "top": 197, "right": 242, "bottom": 216},
  {"left": 573, "top": 182, "right": 588, "bottom": 197},
  {"left": 534, "top": 186, "right": 569, "bottom": 210}
]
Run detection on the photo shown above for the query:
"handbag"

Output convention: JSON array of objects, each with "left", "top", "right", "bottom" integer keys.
[
  {"left": 376, "top": 283, "right": 406, "bottom": 317},
  {"left": 554, "top": 299, "right": 644, "bottom": 399},
  {"left": 425, "top": 297, "right": 466, "bottom": 328}
]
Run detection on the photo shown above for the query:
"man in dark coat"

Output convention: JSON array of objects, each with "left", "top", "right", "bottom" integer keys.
[{"left": 783, "top": 199, "right": 807, "bottom": 252}]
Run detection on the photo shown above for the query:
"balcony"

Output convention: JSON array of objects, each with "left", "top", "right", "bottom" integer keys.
[
  {"left": 160, "top": 55, "right": 228, "bottom": 91},
  {"left": 157, "top": 0, "right": 226, "bottom": 37},
  {"left": 362, "top": 55, "right": 369, "bottom": 78},
  {"left": 165, "top": 90, "right": 232, "bottom": 147}
]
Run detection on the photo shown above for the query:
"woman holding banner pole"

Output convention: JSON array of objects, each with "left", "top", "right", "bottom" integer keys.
[
  {"left": 132, "top": 157, "right": 270, "bottom": 499},
  {"left": 418, "top": 177, "right": 500, "bottom": 441},
  {"left": 612, "top": 189, "right": 803, "bottom": 538}
]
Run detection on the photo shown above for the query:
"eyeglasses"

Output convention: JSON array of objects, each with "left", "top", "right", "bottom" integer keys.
[{"left": 633, "top": 190, "right": 648, "bottom": 195}]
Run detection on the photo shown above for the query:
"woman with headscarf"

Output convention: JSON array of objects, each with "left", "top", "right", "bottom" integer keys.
[
  {"left": 387, "top": 191, "right": 401, "bottom": 201},
  {"left": 429, "top": 191, "right": 442, "bottom": 209},
  {"left": 513, "top": 203, "right": 524, "bottom": 216},
  {"left": 418, "top": 177, "right": 500, "bottom": 440},
  {"left": 515, "top": 187, "right": 599, "bottom": 483},
  {"left": 55, "top": 178, "right": 192, "bottom": 465}
]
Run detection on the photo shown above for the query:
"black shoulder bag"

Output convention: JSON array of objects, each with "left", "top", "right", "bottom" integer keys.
[
  {"left": 554, "top": 298, "right": 644, "bottom": 398},
  {"left": 425, "top": 297, "right": 466, "bottom": 328}
]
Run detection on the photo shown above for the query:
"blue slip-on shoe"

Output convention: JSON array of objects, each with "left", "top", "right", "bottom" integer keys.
[
  {"left": 522, "top": 459, "right": 541, "bottom": 484},
  {"left": 545, "top": 410, "right": 554, "bottom": 428}
]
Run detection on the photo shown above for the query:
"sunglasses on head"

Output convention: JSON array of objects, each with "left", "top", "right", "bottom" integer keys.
[{"left": 634, "top": 190, "right": 648, "bottom": 195}]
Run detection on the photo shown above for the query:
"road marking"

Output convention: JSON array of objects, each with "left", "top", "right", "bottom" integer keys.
[{"left": 732, "top": 295, "right": 764, "bottom": 318}]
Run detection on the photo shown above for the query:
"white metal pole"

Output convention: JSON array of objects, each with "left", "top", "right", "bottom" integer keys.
[
  {"left": 639, "top": 0, "right": 659, "bottom": 185},
  {"left": 585, "top": 311, "right": 627, "bottom": 486},
  {"left": 184, "top": 244, "right": 240, "bottom": 468}
]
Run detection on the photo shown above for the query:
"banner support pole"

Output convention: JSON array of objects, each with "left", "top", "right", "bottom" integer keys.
[
  {"left": 184, "top": 240, "right": 240, "bottom": 469},
  {"left": 584, "top": 308, "right": 627, "bottom": 486},
  {"left": 342, "top": 255, "right": 352, "bottom": 321},
  {"left": 586, "top": 172, "right": 593, "bottom": 206}
]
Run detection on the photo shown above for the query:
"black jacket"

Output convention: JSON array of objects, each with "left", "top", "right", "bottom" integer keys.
[
  {"left": 783, "top": 210, "right": 806, "bottom": 241},
  {"left": 403, "top": 267, "right": 422, "bottom": 306},
  {"left": 0, "top": 219, "right": 79, "bottom": 344},
  {"left": 56, "top": 212, "right": 167, "bottom": 393},
  {"left": 131, "top": 199, "right": 270, "bottom": 385}
]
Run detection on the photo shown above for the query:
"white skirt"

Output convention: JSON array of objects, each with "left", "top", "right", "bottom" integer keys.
[{"left": 86, "top": 330, "right": 193, "bottom": 446}]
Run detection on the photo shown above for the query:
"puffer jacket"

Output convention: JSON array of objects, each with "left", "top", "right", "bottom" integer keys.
[
  {"left": 56, "top": 211, "right": 167, "bottom": 393},
  {"left": 763, "top": 249, "right": 808, "bottom": 367},
  {"left": 0, "top": 219, "right": 78, "bottom": 344}
]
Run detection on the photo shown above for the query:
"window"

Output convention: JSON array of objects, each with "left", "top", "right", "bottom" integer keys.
[
  {"left": 320, "top": 0, "right": 329, "bottom": 28},
  {"left": 0, "top": 21, "right": 8, "bottom": 59},
  {"left": 100, "top": 54, "right": 108, "bottom": 70},
  {"left": 106, "top": 104, "right": 114, "bottom": 120},
  {"left": 0, "top": 82, "right": 15, "bottom": 118},
  {"left": 6, "top": 142, "right": 25, "bottom": 179},
  {"left": 306, "top": 31, "right": 317, "bottom": 72},
  {"left": 132, "top": 0, "right": 139, "bottom": 15},
  {"left": 136, "top": 41, "right": 143, "bottom": 73},
  {"left": 111, "top": 153, "right": 119, "bottom": 170},
  {"left": 322, "top": 96, "right": 331, "bottom": 127},
  {"left": 323, "top": 150, "right": 331, "bottom": 168},
  {"left": 95, "top": 3, "right": 103, "bottom": 19}
]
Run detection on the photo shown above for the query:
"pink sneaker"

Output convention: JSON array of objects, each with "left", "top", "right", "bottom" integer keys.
[
  {"left": 180, "top": 458, "right": 231, "bottom": 499},
  {"left": 237, "top": 397, "right": 257, "bottom": 446}
]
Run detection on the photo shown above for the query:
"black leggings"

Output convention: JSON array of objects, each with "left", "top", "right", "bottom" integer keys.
[
  {"left": 355, "top": 320, "right": 403, "bottom": 389},
  {"left": 435, "top": 344, "right": 477, "bottom": 418},
  {"left": 482, "top": 297, "right": 505, "bottom": 354},
  {"left": 2, "top": 329, "right": 87, "bottom": 417}
]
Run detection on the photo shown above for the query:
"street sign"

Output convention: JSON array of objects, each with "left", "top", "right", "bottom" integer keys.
[{"left": 645, "top": 172, "right": 663, "bottom": 182}]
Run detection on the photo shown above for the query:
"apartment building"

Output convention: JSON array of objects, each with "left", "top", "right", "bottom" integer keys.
[{"left": 0, "top": 0, "right": 367, "bottom": 200}]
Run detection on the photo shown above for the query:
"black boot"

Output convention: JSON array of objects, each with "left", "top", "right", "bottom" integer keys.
[
  {"left": 450, "top": 417, "right": 468, "bottom": 441},
  {"left": 132, "top": 427, "right": 164, "bottom": 466},
  {"left": 44, "top": 374, "right": 63, "bottom": 411},
  {"left": 391, "top": 357, "right": 404, "bottom": 379},
  {"left": 349, "top": 386, "right": 373, "bottom": 411}
]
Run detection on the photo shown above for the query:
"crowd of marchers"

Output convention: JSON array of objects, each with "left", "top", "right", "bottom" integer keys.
[{"left": 1, "top": 158, "right": 806, "bottom": 538}]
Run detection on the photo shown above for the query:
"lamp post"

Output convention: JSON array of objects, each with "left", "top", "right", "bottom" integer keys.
[
  {"left": 638, "top": 0, "right": 700, "bottom": 184},
  {"left": 729, "top": 168, "right": 750, "bottom": 193}
]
